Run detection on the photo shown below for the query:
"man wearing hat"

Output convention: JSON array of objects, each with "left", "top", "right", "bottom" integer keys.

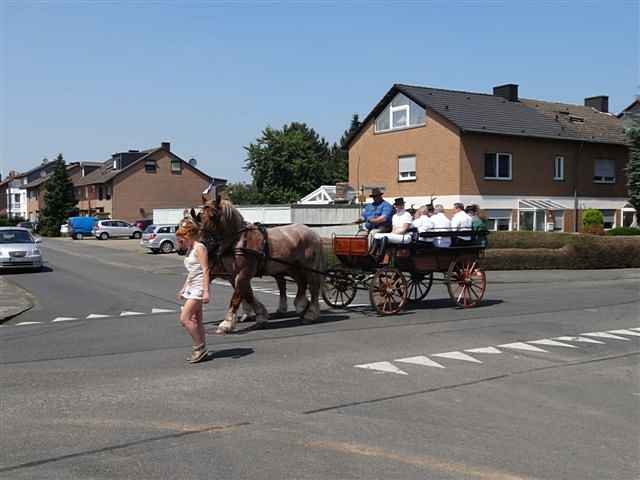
[
  {"left": 371, "top": 197, "right": 414, "bottom": 254},
  {"left": 359, "top": 188, "right": 393, "bottom": 239}
]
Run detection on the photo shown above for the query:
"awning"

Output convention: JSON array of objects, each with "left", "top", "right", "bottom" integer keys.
[{"left": 518, "top": 199, "right": 566, "bottom": 210}]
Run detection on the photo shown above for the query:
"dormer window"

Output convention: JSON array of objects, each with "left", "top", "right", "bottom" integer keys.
[
  {"left": 375, "top": 93, "right": 426, "bottom": 133},
  {"left": 145, "top": 161, "right": 157, "bottom": 173}
]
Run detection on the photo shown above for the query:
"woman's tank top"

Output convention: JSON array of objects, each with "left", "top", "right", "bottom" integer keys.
[{"left": 184, "top": 242, "right": 204, "bottom": 290}]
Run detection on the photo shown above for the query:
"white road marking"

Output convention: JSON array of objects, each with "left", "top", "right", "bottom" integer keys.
[
  {"left": 465, "top": 346, "right": 502, "bottom": 354},
  {"left": 581, "top": 331, "right": 630, "bottom": 341},
  {"left": 52, "top": 317, "right": 78, "bottom": 322},
  {"left": 555, "top": 336, "right": 605, "bottom": 345},
  {"left": 499, "top": 342, "right": 548, "bottom": 353},
  {"left": 120, "top": 311, "right": 144, "bottom": 317},
  {"left": 432, "top": 351, "right": 482, "bottom": 364},
  {"left": 584, "top": 308, "right": 599, "bottom": 312},
  {"left": 16, "top": 321, "right": 42, "bottom": 326},
  {"left": 354, "top": 362, "right": 408, "bottom": 375},
  {"left": 630, "top": 327, "right": 640, "bottom": 332},
  {"left": 529, "top": 339, "right": 578, "bottom": 348},
  {"left": 86, "top": 314, "right": 110, "bottom": 319},
  {"left": 151, "top": 308, "right": 175, "bottom": 314},
  {"left": 609, "top": 329, "right": 640, "bottom": 337},
  {"left": 395, "top": 356, "right": 445, "bottom": 369}
]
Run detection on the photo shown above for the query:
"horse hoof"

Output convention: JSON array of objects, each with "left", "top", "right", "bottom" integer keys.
[{"left": 254, "top": 321, "right": 268, "bottom": 329}]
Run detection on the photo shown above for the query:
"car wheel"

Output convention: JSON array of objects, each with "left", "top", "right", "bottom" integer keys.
[
  {"left": 160, "top": 241, "right": 174, "bottom": 254},
  {"left": 132, "top": 231, "right": 142, "bottom": 239},
  {"left": 150, "top": 248, "right": 160, "bottom": 254},
  {"left": 75, "top": 233, "right": 84, "bottom": 240},
  {"left": 100, "top": 232, "right": 109, "bottom": 240}
]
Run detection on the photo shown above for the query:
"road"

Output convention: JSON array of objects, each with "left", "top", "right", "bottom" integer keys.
[{"left": 1, "top": 238, "right": 639, "bottom": 479}]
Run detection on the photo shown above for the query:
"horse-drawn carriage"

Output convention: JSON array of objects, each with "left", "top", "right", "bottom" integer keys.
[{"left": 322, "top": 230, "right": 487, "bottom": 315}]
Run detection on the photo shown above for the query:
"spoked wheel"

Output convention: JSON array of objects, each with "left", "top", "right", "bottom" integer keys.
[
  {"left": 406, "top": 272, "right": 434, "bottom": 302},
  {"left": 322, "top": 268, "right": 357, "bottom": 308},
  {"left": 369, "top": 267, "right": 408, "bottom": 315},
  {"left": 446, "top": 259, "right": 486, "bottom": 308}
]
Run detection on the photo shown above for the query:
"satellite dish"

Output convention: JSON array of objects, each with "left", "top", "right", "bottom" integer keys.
[{"left": 188, "top": 158, "right": 198, "bottom": 167}]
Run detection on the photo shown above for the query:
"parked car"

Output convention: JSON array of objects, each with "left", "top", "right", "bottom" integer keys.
[
  {"left": 68, "top": 216, "right": 97, "bottom": 240},
  {"left": 60, "top": 223, "right": 69, "bottom": 236},
  {"left": 141, "top": 224, "right": 178, "bottom": 253},
  {"left": 134, "top": 219, "right": 154, "bottom": 231},
  {"left": 93, "top": 220, "right": 143, "bottom": 240},
  {"left": 0, "top": 227, "right": 43, "bottom": 271}
]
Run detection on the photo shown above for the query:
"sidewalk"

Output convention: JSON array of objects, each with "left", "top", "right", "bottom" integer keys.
[{"left": 0, "top": 277, "right": 34, "bottom": 323}]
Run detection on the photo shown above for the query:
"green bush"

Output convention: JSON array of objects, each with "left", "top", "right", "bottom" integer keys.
[
  {"left": 0, "top": 216, "right": 24, "bottom": 227},
  {"left": 607, "top": 227, "right": 640, "bottom": 236},
  {"left": 582, "top": 208, "right": 604, "bottom": 227},
  {"left": 486, "top": 231, "right": 577, "bottom": 249}
]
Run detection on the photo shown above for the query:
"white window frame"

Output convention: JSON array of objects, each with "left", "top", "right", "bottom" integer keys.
[
  {"left": 374, "top": 94, "right": 426, "bottom": 133},
  {"left": 593, "top": 159, "right": 615, "bottom": 184},
  {"left": 171, "top": 159, "right": 182, "bottom": 173},
  {"left": 484, "top": 152, "right": 512, "bottom": 181},
  {"left": 554, "top": 156, "right": 564, "bottom": 181},
  {"left": 398, "top": 155, "right": 416, "bottom": 182}
]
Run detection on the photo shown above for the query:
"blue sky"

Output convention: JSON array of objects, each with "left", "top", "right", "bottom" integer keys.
[{"left": 1, "top": 0, "right": 638, "bottom": 182}]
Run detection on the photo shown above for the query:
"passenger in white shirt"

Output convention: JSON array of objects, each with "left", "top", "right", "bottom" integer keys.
[
  {"left": 430, "top": 204, "right": 452, "bottom": 248},
  {"left": 374, "top": 197, "right": 413, "bottom": 245},
  {"left": 412, "top": 206, "right": 434, "bottom": 244},
  {"left": 450, "top": 202, "right": 472, "bottom": 243}
]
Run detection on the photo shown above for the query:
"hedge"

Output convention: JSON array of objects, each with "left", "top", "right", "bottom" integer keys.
[{"left": 607, "top": 227, "right": 640, "bottom": 236}]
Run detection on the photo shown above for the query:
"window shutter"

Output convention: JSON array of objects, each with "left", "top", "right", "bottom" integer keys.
[{"left": 398, "top": 156, "right": 416, "bottom": 173}]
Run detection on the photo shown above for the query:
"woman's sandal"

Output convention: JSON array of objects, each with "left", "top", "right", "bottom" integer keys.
[{"left": 188, "top": 344, "right": 208, "bottom": 363}]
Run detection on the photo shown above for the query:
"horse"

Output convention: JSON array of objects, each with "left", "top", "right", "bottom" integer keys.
[{"left": 193, "top": 196, "right": 325, "bottom": 334}]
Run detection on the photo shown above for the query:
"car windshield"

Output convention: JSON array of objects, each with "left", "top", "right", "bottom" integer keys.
[
  {"left": 0, "top": 230, "right": 33, "bottom": 244},
  {"left": 144, "top": 225, "right": 156, "bottom": 233}
]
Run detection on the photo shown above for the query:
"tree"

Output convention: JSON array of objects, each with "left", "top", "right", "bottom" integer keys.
[
  {"left": 244, "top": 122, "right": 335, "bottom": 204},
  {"left": 627, "top": 123, "right": 640, "bottom": 214},
  {"left": 226, "top": 181, "right": 262, "bottom": 205},
  {"left": 39, "top": 154, "right": 76, "bottom": 236},
  {"left": 329, "top": 113, "right": 361, "bottom": 183}
]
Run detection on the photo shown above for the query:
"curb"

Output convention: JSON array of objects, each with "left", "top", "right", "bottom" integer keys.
[{"left": 0, "top": 278, "right": 35, "bottom": 324}]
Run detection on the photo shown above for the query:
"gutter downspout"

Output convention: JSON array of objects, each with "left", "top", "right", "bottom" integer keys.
[{"left": 574, "top": 141, "right": 585, "bottom": 232}]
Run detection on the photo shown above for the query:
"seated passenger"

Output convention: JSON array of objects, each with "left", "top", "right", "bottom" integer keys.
[
  {"left": 373, "top": 197, "right": 413, "bottom": 246},
  {"left": 430, "top": 204, "right": 452, "bottom": 248},
  {"left": 413, "top": 206, "right": 434, "bottom": 244},
  {"left": 451, "top": 202, "right": 472, "bottom": 244},
  {"left": 357, "top": 188, "right": 393, "bottom": 247}
]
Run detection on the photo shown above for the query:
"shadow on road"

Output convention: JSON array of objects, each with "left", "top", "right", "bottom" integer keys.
[
  {"left": 2, "top": 265, "right": 54, "bottom": 275},
  {"left": 210, "top": 347, "right": 254, "bottom": 360}
]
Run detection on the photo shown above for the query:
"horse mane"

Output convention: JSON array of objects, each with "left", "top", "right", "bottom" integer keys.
[{"left": 216, "top": 198, "right": 245, "bottom": 240}]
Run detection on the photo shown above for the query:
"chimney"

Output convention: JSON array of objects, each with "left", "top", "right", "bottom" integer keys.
[
  {"left": 493, "top": 84, "right": 519, "bottom": 102},
  {"left": 161, "top": 142, "right": 171, "bottom": 151},
  {"left": 584, "top": 96, "right": 608, "bottom": 113}
]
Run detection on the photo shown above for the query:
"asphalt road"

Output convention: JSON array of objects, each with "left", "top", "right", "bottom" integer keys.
[{"left": 1, "top": 238, "right": 639, "bottom": 479}]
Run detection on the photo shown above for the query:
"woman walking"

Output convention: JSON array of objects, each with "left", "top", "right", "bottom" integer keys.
[{"left": 176, "top": 222, "right": 210, "bottom": 363}]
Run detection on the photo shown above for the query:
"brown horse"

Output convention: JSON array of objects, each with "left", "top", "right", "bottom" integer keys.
[{"left": 195, "top": 197, "right": 325, "bottom": 333}]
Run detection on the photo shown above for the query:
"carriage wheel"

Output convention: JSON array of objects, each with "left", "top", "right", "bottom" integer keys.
[
  {"left": 322, "top": 268, "right": 357, "bottom": 308},
  {"left": 406, "top": 272, "right": 434, "bottom": 302},
  {"left": 369, "top": 267, "right": 408, "bottom": 315},
  {"left": 446, "top": 259, "right": 486, "bottom": 308}
]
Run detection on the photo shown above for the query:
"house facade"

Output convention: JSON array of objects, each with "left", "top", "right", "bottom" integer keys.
[
  {"left": 72, "top": 142, "right": 225, "bottom": 222},
  {"left": 1, "top": 160, "right": 62, "bottom": 219},
  {"left": 346, "top": 83, "right": 632, "bottom": 232}
]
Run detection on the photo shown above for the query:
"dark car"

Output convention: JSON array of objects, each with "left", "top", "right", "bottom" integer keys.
[
  {"left": 134, "top": 219, "right": 153, "bottom": 231},
  {"left": 16, "top": 221, "right": 35, "bottom": 231}
]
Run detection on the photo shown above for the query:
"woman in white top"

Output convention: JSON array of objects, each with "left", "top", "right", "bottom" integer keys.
[
  {"left": 413, "top": 206, "right": 434, "bottom": 243},
  {"left": 176, "top": 221, "right": 210, "bottom": 363},
  {"left": 430, "top": 205, "right": 452, "bottom": 248},
  {"left": 373, "top": 197, "right": 413, "bottom": 244}
]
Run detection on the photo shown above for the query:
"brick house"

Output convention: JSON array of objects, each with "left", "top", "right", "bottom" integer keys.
[
  {"left": 72, "top": 142, "right": 225, "bottom": 222},
  {"left": 1, "top": 160, "right": 62, "bottom": 219},
  {"left": 24, "top": 162, "right": 102, "bottom": 222},
  {"left": 346, "top": 83, "right": 633, "bottom": 232}
]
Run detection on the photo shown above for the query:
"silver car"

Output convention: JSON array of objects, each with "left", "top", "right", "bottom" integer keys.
[
  {"left": 141, "top": 224, "right": 178, "bottom": 254},
  {"left": 0, "top": 227, "right": 43, "bottom": 271},
  {"left": 93, "top": 220, "right": 143, "bottom": 240}
]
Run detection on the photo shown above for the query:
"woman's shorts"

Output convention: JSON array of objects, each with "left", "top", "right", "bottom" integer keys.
[{"left": 182, "top": 286, "right": 206, "bottom": 300}]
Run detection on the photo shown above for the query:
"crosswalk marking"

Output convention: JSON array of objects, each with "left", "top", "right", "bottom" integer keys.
[
  {"left": 120, "top": 311, "right": 144, "bottom": 317},
  {"left": 395, "top": 356, "right": 445, "bottom": 369},
  {"left": 151, "top": 308, "right": 175, "bottom": 314},
  {"left": 498, "top": 342, "right": 548, "bottom": 353},
  {"left": 52, "top": 317, "right": 78, "bottom": 322},
  {"left": 87, "top": 314, "right": 110, "bottom": 319},
  {"left": 354, "top": 362, "right": 408, "bottom": 375},
  {"left": 16, "top": 321, "right": 42, "bottom": 326},
  {"left": 555, "top": 336, "right": 605, "bottom": 345},
  {"left": 609, "top": 329, "right": 640, "bottom": 337},
  {"left": 581, "top": 331, "right": 630, "bottom": 341},
  {"left": 631, "top": 327, "right": 640, "bottom": 332},
  {"left": 432, "top": 351, "right": 482, "bottom": 364},
  {"left": 529, "top": 339, "right": 578, "bottom": 348},
  {"left": 465, "top": 346, "right": 502, "bottom": 354}
]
